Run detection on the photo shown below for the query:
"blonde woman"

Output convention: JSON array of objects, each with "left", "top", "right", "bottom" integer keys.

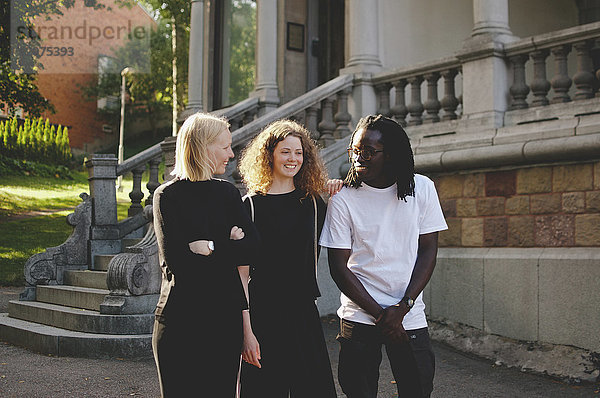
[
  {"left": 237, "top": 119, "right": 337, "bottom": 398},
  {"left": 152, "top": 113, "right": 259, "bottom": 397}
]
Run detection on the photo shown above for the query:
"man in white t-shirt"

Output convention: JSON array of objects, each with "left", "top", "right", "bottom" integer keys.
[{"left": 320, "top": 114, "right": 447, "bottom": 398}]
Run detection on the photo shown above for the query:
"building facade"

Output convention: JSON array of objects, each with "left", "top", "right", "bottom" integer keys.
[{"left": 189, "top": 0, "right": 600, "bottom": 353}]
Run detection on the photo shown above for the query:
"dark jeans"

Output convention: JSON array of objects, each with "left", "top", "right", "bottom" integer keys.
[{"left": 337, "top": 319, "right": 435, "bottom": 398}]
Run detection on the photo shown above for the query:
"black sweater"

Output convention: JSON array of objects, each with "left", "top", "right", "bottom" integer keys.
[
  {"left": 153, "top": 178, "right": 259, "bottom": 320},
  {"left": 243, "top": 189, "right": 326, "bottom": 307}
]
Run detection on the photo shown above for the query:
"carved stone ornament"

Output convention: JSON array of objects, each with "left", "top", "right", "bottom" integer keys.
[
  {"left": 101, "top": 205, "right": 160, "bottom": 315},
  {"left": 21, "top": 193, "right": 92, "bottom": 300}
]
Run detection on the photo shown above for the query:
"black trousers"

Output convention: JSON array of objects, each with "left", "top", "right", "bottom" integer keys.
[
  {"left": 152, "top": 315, "right": 243, "bottom": 398},
  {"left": 337, "top": 318, "right": 435, "bottom": 398}
]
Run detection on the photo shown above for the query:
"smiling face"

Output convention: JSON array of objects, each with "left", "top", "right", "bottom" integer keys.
[
  {"left": 207, "top": 128, "right": 234, "bottom": 175},
  {"left": 350, "top": 128, "right": 392, "bottom": 188},
  {"left": 271, "top": 135, "right": 304, "bottom": 182}
]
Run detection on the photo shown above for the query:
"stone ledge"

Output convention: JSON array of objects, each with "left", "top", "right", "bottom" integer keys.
[
  {"left": 414, "top": 124, "right": 600, "bottom": 173},
  {"left": 429, "top": 318, "right": 599, "bottom": 384}
]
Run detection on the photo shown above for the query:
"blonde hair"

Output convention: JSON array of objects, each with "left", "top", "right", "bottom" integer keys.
[
  {"left": 238, "top": 119, "right": 328, "bottom": 196},
  {"left": 171, "top": 113, "right": 230, "bottom": 181}
]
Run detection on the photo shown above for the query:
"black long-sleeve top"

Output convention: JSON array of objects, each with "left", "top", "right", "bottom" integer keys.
[
  {"left": 243, "top": 189, "right": 326, "bottom": 308},
  {"left": 153, "top": 178, "right": 259, "bottom": 321}
]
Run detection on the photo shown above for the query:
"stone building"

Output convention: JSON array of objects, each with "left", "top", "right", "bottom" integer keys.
[{"left": 186, "top": 0, "right": 600, "bottom": 354}]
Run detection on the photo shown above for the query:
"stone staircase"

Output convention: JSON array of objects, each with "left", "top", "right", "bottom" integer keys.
[{"left": 0, "top": 238, "right": 156, "bottom": 359}]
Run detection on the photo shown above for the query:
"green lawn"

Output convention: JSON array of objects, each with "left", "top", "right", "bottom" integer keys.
[
  {"left": 0, "top": 168, "right": 161, "bottom": 286},
  {"left": 0, "top": 211, "right": 73, "bottom": 285}
]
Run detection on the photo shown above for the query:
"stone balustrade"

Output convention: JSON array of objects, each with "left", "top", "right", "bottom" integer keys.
[
  {"left": 213, "top": 96, "right": 260, "bottom": 131},
  {"left": 372, "top": 57, "right": 463, "bottom": 127},
  {"left": 218, "top": 74, "right": 355, "bottom": 185},
  {"left": 504, "top": 22, "right": 600, "bottom": 110}
]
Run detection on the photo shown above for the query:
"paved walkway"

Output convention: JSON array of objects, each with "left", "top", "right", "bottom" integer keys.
[{"left": 1, "top": 287, "right": 598, "bottom": 397}]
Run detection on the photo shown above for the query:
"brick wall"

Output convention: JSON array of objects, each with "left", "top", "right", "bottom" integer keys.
[
  {"left": 32, "top": 1, "right": 156, "bottom": 153},
  {"left": 434, "top": 161, "right": 600, "bottom": 247}
]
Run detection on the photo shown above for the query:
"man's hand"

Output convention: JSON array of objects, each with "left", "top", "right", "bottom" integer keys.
[{"left": 376, "top": 305, "right": 410, "bottom": 344}]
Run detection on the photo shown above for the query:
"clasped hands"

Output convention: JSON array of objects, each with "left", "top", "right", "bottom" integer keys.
[
  {"left": 188, "top": 226, "right": 245, "bottom": 256},
  {"left": 375, "top": 304, "right": 410, "bottom": 344}
]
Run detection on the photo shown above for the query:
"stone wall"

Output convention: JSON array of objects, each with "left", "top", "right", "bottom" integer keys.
[
  {"left": 424, "top": 247, "right": 600, "bottom": 352},
  {"left": 433, "top": 161, "right": 600, "bottom": 248},
  {"left": 423, "top": 160, "right": 600, "bottom": 352}
]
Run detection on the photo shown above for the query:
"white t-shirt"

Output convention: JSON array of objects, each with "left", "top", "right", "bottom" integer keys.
[{"left": 319, "top": 174, "right": 448, "bottom": 330}]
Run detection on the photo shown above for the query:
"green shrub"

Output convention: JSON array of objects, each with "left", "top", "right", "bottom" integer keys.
[{"left": 0, "top": 117, "right": 72, "bottom": 166}]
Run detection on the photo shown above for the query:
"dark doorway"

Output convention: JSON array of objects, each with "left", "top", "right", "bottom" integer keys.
[{"left": 317, "top": 0, "right": 345, "bottom": 85}]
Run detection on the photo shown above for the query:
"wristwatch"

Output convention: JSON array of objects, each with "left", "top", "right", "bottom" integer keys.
[
  {"left": 207, "top": 240, "right": 215, "bottom": 255},
  {"left": 394, "top": 295, "right": 414, "bottom": 310}
]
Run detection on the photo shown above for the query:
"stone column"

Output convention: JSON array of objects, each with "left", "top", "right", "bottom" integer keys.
[
  {"left": 252, "top": 0, "right": 279, "bottom": 116},
  {"left": 161, "top": 136, "right": 177, "bottom": 182},
  {"left": 344, "top": 0, "right": 382, "bottom": 72},
  {"left": 471, "top": 0, "right": 513, "bottom": 40},
  {"left": 458, "top": 0, "right": 516, "bottom": 127},
  {"left": 180, "top": 0, "right": 204, "bottom": 122},
  {"left": 86, "top": 154, "right": 121, "bottom": 267},
  {"left": 341, "top": 0, "right": 382, "bottom": 123}
]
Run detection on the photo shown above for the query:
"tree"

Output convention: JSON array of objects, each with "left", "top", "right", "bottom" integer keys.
[
  {"left": 141, "top": 0, "right": 190, "bottom": 117},
  {"left": 229, "top": 0, "right": 256, "bottom": 103},
  {"left": 0, "top": 0, "right": 131, "bottom": 117}
]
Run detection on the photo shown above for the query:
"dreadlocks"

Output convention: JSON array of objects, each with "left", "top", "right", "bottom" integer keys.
[{"left": 344, "top": 114, "right": 415, "bottom": 201}]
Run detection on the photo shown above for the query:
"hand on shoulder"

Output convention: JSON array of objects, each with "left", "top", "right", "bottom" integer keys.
[{"left": 326, "top": 179, "right": 344, "bottom": 197}]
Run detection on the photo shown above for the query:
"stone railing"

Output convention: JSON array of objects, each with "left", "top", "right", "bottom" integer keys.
[
  {"left": 211, "top": 74, "right": 355, "bottom": 184},
  {"left": 230, "top": 74, "right": 354, "bottom": 149},
  {"left": 504, "top": 22, "right": 600, "bottom": 112},
  {"left": 213, "top": 96, "right": 260, "bottom": 131},
  {"left": 371, "top": 57, "right": 463, "bottom": 126}
]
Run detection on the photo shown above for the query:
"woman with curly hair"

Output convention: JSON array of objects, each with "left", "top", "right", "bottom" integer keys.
[{"left": 237, "top": 119, "right": 337, "bottom": 398}]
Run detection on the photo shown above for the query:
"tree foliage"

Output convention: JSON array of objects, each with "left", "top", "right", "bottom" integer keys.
[
  {"left": 228, "top": 0, "right": 256, "bottom": 104},
  {"left": 0, "top": 0, "right": 79, "bottom": 116},
  {"left": 141, "top": 0, "right": 190, "bottom": 108},
  {"left": 0, "top": 0, "right": 135, "bottom": 117}
]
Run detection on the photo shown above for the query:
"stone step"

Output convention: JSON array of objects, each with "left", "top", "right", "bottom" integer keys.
[
  {"left": 93, "top": 254, "right": 115, "bottom": 271},
  {"left": 36, "top": 285, "right": 108, "bottom": 311},
  {"left": 0, "top": 313, "right": 152, "bottom": 359},
  {"left": 7, "top": 300, "right": 153, "bottom": 335},
  {"left": 63, "top": 270, "right": 108, "bottom": 290}
]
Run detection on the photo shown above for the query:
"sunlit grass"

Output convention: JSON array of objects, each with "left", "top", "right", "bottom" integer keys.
[
  {"left": 0, "top": 162, "right": 165, "bottom": 286},
  {"left": 0, "top": 211, "right": 73, "bottom": 286}
]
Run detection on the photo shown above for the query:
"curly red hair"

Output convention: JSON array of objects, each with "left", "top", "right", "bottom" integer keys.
[{"left": 238, "top": 119, "right": 328, "bottom": 196}]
